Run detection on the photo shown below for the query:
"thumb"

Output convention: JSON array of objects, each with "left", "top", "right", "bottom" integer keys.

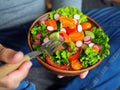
[
  {"left": 0, "top": 44, "right": 24, "bottom": 64},
  {"left": 0, "top": 61, "right": 32, "bottom": 89}
]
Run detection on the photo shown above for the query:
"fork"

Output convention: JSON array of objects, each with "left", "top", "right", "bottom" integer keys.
[{"left": 0, "top": 39, "right": 64, "bottom": 78}]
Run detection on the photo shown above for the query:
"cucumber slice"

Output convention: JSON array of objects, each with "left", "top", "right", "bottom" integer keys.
[
  {"left": 49, "top": 31, "right": 60, "bottom": 40},
  {"left": 85, "top": 31, "right": 95, "bottom": 39}
]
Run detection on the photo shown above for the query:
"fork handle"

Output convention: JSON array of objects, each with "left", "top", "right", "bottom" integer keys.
[{"left": 0, "top": 55, "right": 30, "bottom": 78}]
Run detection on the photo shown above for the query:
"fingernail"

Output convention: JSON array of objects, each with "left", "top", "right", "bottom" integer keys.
[
  {"left": 57, "top": 75, "right": 64, "bottom": 79},
  {"left": 25, "top": 61, "right": 32, "bottom": 68},
  {"left": 80, "top": 71, "right": 89, "bottom": 79},
  {"left": 80, "top": 74, "right": 86, "bottom": 79},
  {"left": 14, "top": 51, "right": 24, "bottom": 60}
]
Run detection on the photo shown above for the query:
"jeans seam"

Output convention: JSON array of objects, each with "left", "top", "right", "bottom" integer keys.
[
  {"left": 22, "top": 81, "right": 31, "bottom": 90},
  {"left": 14, "top": 80, "right": 30, "bottom": 90}
]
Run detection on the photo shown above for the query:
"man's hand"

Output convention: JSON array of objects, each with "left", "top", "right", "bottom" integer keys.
[{"left": 0, "top": 45, "right": 32, "bottom": 89}]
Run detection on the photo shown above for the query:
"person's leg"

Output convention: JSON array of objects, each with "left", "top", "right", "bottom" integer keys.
[
  {"left": 59, "top": 7, "right": 120, "bottom": 90},
  {"left": 14, "top": 80, "right": 36, "bottom": 90}
]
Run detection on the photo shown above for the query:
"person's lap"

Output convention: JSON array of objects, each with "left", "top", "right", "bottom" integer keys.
[
  {"left": 60, "top": 7, "right": 120, "bottom": 90},
  {"left": 0, "top": 6, "right": 120, "bottom": 90},
  {"left": 20, "top": 7, "right": 120, "bottom": 90}
]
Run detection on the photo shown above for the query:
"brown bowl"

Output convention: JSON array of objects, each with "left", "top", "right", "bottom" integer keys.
[{"left": 28, "top": 12, "right": 102, "bottom": 76}]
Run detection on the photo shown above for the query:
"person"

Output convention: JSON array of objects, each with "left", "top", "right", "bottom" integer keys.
[
  {"left": 59, "top": 7, "right": 120, "bottom": 90},
  {"left": 0, "top": 0, "right": 120, "bottom": 90},
  {"left": 0, "top": 0, "right": 87, "bottom": 90}
]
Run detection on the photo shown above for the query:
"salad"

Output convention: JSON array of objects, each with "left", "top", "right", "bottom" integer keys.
[{"left": 30, "top": 6, "right": 110, "bottom": 70}]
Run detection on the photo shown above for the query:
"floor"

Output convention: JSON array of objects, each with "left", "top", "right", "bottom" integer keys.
[{"left": 27, "top": 0, "right": 120, "bottom": 90}]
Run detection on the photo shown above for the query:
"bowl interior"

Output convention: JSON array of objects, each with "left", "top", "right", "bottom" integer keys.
[{"left": 28, "top": 12, "right": 102, "bottom": 76}]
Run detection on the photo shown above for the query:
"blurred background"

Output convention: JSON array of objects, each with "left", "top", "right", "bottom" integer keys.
[
  {"left": 27, "top": 0, "right": 120, "bottom": 90},
  {"left": 82, "top": 0, "right": 120, "bottom": 10}
]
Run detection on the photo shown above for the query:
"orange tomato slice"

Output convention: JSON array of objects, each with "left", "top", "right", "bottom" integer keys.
[
  {"left": 46, "top": 19, "right": 57, "bottom": 30},
  {"left": 92, "top": 45, "right": 99, "bottom": 53},
  {"left": 69, "top": 31, "right": 85, "bottom": 42},
  {"left": 71, "top": 59, "right": 82, "bottom": 70},
  {"left": 81, "top": 22, "right": 92, "bottom": 31},
  {"left": 59, "top": 16, "right": 75, "bottom": 29}
]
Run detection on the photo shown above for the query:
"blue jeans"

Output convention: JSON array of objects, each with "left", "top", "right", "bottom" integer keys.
[
  {"left": 2, "top": 7, "right": 120, "bottom": 90},
  {"left": 60, "top": 7, "right": 120, "bottom": 90}
]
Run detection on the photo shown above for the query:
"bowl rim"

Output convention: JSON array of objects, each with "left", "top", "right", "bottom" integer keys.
[{"left": 27, "top": 12, "right": 102, "bottom": 76}]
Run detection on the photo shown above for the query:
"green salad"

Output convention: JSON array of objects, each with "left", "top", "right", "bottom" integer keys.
[{"left": 30, "top": 6, "right": 110, "bottom": 70}]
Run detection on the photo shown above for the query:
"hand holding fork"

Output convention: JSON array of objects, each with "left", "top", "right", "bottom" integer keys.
[{"left": 0, "top": 39, "right": 64, "bottom": 78}]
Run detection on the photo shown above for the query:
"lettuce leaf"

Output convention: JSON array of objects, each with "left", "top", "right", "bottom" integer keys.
[
  {"left": 91, "top": 27, "right": 110, "bottom": 59},
  {"left": 80, "top": 47, "right": 101, "bottom": 68}
]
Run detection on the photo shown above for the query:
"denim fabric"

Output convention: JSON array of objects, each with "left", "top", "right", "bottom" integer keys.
[
  {"left": 14, "top": 80, "right": 36, "bottom": 90},
  {"left": 60, "top": 7, "right": 120, "bottom": 90}
]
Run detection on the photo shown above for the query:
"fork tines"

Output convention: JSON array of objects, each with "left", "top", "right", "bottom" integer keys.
[{"left": 40, "top": 39, "right": 64, "bottom": 55}]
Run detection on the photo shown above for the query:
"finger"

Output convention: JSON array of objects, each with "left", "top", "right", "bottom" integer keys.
[
  {"left": 9, "top": 61, "right": 32, "bottom": 82},
  {"left": 57, "top": 75, "right": 64, "bottom": 79},
  {"left": 0, "top": 45, "right": 24, "bottom": 63},
  {"left": 79, "top": 71, "right": 89, "bottom": 79},
  {"left": 0, "top": 61, "right": 32, "bottom": 89},
  {"left": 10, "top": 51, "right": 24, "bottom": 63}
]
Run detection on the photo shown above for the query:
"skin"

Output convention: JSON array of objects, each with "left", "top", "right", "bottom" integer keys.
[
  {"left": 57, "top": 71, "right": 89, "bottom": 79},
  {"left": 0, "top": 45, "right": 32, "bottom": 90},
  {"left": 0, "top": 45, "right": 88, "bottom": 89}
]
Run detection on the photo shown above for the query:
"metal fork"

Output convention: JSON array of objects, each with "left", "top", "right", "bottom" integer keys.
[
  {"left": 0, "top": 39, "right": 64, "bottom": 78},
  {"left": 29, "top": 39, "right": 64, "bottom": 59}
]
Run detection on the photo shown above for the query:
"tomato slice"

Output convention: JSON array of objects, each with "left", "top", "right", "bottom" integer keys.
[
  {"left": 69, "top": 31, "right": 84, "bottom": 42},
  {"left": 68, "top": 51, "right": 80, "bottom": 62},
  {"left": 81, "top": 22, "right": 92, "bottom": 30},
  {"left": 65, "top": 27, "right": 76, "bottom": 34},
  {"left": 45, "top": 56, "right": 69, "bottom": 70},
  {"left": 71, "top": 59, "right": 82, "bottom": 70},
  {"left": 59, "top": 16, "right": 75, "bottom": 29},
  {"left": 46, "top": 19, "right": 57, "bottom": 30}
]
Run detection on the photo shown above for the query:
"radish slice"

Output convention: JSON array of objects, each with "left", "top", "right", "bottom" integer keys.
[
  {"left": 54, "top": 13, "right": 60, "bottom": 21},
  {"left": 33, "top": 41, "right": 40, "bottom": 44},
  {"left": 74, "top": 14, "right": 80, "bottom": 20},
  {"left": 94, "top": 44, "right": 101, "bottom": 51},
  {"left": 92, "top": 44, "right": 101, "bottom": 53},
  {"left": 59, "top": 33, "right": 65, "bottom": 41},
  {"left": 76, "top": 24, "right": 82, "bottom": 32},
  {"left": 89, "top": 42, "right": 95, "bottom": 47},
  {"left": 73, "top": 19, "right": 78, "bottom": 25},
  {"left": 76, "top": 40, "right": 83, "bottom": 47},
  {"left": 47, "top": 26, "right": 54, "bottom": 32},
  {"left": 37, "top": 20, "right": 46, "bottom": 25},
  {"left": 84, "top": 35, "right": 91, "bottom": 42},
  {"left": 68, "top": 46, "right": 72, "bottom": 52},
  {"left": 60, "top": 28, "right": 66, "bottom": 33},
  {"left": 36, "top": 33, "right": 42, "bottom": 39},
  {"left": 84, "top": 40, "right": 91, "bottom": 44},
  {"left": 43, "top": 37, "right": 49, "bottom": 43}
]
